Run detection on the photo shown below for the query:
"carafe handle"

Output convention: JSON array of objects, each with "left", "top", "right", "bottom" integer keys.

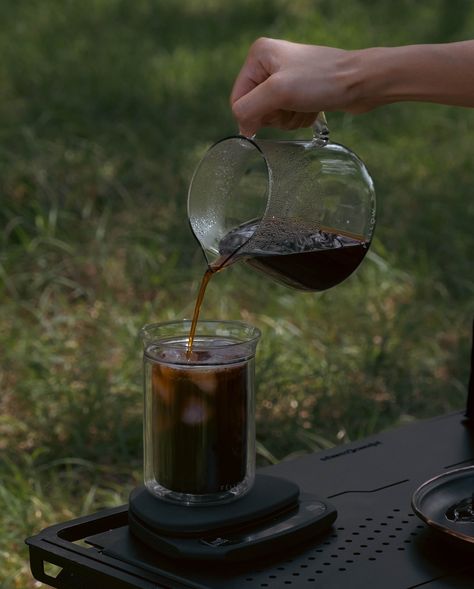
[{"left": 312, "top": 112, "right": 330, "bottom": 146}]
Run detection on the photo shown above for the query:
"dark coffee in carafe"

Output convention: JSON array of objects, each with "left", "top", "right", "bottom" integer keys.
[{"left": 217, "top": 218, "right": 369, "bottom": 291}]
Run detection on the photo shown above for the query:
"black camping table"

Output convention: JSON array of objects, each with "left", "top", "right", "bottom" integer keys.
[{"left": 26, "top": 409, "right": 474, "bottom": 589}]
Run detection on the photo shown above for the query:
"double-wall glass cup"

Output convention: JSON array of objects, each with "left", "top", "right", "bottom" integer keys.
[{"left": 141, "top": 320, "right": 261, "bottom": 506}]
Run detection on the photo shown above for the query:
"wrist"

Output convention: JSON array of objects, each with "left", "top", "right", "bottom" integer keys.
[
  {"left": 346, "top": 47, "right": 398, "bottom": 112},
  {"left": 347, "top": 42, "right": 474, "bottom": 110}
]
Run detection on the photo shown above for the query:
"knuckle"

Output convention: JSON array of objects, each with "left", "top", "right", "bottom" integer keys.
[
  {"left": 231, "top": 105, "right": 243, "bottom": 125},
  {"left": 251, "top": 36, "right": 272, "bottom": 53},
  {"left": 231, "top": 100, "right": 243, "bottom": 119}
]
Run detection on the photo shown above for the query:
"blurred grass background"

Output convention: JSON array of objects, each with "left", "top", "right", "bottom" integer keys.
[{"left": 1, "top": 0, "right": 473, "bottom": 586}]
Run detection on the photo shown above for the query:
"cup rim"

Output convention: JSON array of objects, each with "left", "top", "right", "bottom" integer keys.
[{"left": 140, "top": 319, "right": 261, "bottom": 349}]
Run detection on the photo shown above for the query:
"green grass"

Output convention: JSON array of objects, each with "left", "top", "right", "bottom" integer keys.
[{"left": 1, "top": 1, "right": 474, "bottom": 586}]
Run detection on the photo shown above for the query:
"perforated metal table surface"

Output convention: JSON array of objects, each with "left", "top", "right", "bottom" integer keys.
[{"left": 27, "top": 411, "right": 474, "bottom": 588}]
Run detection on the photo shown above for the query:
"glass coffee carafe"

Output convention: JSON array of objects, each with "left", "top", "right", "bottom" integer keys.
[{"left": 188, "top": 113, "right": 376, "bottom": 291}]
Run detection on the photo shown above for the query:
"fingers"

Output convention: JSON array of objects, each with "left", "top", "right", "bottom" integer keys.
[
  {"left": 277, "top": 111, "right": 318, "bottom": 130},
  {"left": 236, "top": 104, "right": 318, "bottom": 135},
  {"left": 262, "top": 110, "right": 311, "bottom": 130},
  {"left": 232, "top": 76, "right": 281, "bottom": 136},
  {"left": 230, "top": 37, "right": 276, "bottom": 106},
  {"left": 230, "top": 58, "right": 266, "bottom": 107},
  {"left": 230, "top": 37, "right": 320, "bottom": 135}
]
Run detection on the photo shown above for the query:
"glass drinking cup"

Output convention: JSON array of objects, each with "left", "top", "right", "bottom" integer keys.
[{"left": 141, "top": 320, "right": 261, "bottom": 505}]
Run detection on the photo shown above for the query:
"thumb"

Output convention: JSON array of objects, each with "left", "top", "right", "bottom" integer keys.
[{"left": 231, "top": 76, "right": 280, "bottom": 137}]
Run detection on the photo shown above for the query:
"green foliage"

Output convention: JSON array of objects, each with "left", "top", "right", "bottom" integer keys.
[{"left": 1, "top": 1, "right": 474, "bottom": 586}]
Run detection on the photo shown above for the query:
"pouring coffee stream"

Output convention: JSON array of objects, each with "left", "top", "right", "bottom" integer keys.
[
  {"left": 186, "top": 239, "right": 248, "bottom": 354},
  {"left": 186, "top": 114, "right": 376, "bottom": 353}
]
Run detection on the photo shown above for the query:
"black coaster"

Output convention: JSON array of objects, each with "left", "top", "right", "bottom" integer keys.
[
  {"left": 412, "top": 466, "right": 474, "bottom": 544},
  {"left": 129, "top": 474, "right": 300, "bottom": 536}
]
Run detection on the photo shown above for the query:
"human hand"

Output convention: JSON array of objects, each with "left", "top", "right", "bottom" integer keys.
[
  {"left": 230, "top": 38, "right": 474, "bottom": 137},
  {"left": 230, "top": 37, "right": 367, "bottom": 137}
]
